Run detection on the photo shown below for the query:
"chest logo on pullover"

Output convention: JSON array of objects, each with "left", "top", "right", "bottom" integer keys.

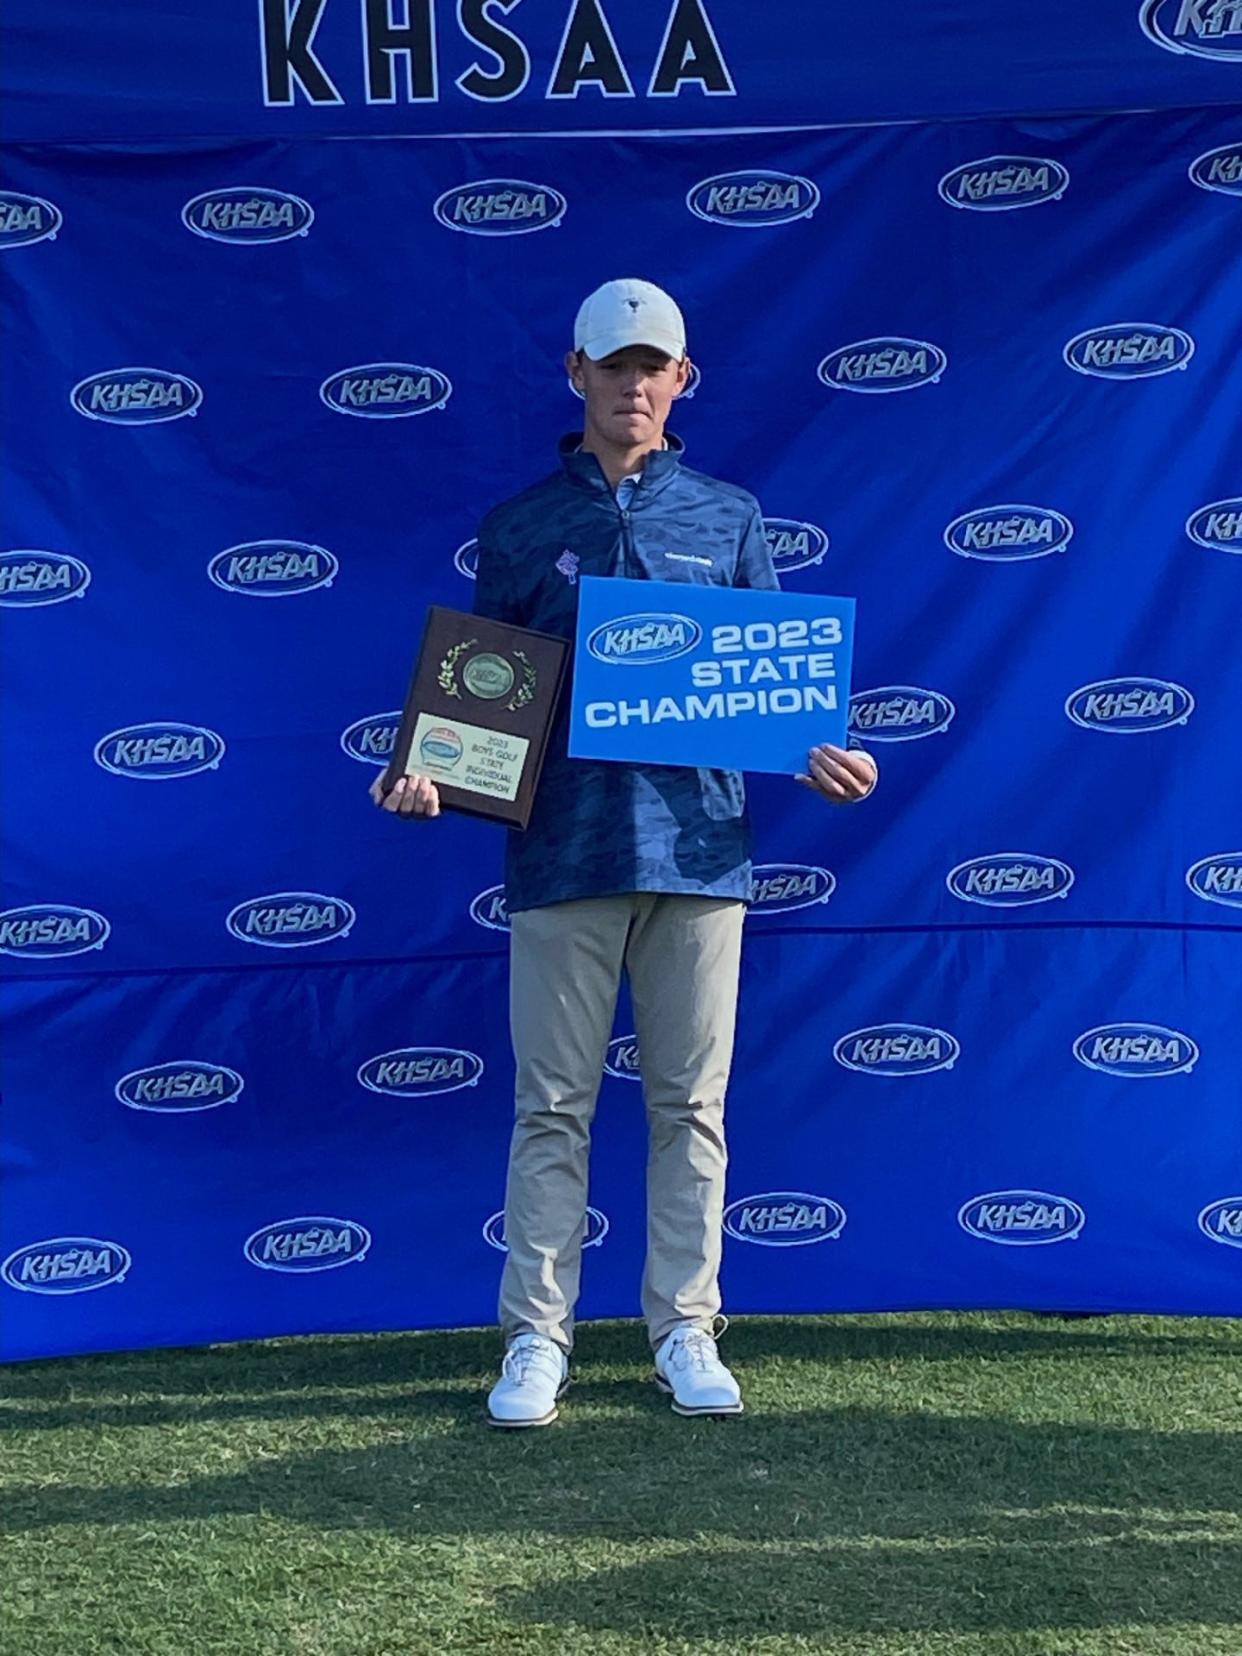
[{"left": 555, "top": 550, "right": 580, "bottom": 585}]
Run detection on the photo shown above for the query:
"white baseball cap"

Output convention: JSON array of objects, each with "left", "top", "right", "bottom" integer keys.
[{"left": 573, "top": 278, "right": 687, "bottom": 362}]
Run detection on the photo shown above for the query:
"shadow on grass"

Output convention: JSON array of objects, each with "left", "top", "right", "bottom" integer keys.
[{"left": 3, "top": 1394, "right": 1241, "bottom": 1635}]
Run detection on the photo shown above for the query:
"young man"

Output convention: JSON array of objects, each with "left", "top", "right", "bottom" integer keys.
[{"left": 372, "top": 279, "right": 877, "bottom": 1426}]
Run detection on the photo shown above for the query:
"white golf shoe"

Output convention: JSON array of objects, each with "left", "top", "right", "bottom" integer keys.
[
  {"left": 487, "top": 1333, "right": 569, "bottom": 1428},
  {"left": 654, "top": 1325, "right": 744, "bottom": 1417}
]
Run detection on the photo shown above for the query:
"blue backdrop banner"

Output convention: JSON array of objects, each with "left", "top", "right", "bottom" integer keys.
[{"left": 2, "top": 35, "right": 1242, "bottom": 1358}]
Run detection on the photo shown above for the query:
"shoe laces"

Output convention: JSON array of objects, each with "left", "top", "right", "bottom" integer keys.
[
  {"left": 503, "top": 1336, "right": 562, "bottom": 1386},
  {"left": 669, "top": 1326, "right": 720, "bottom": 1374}
]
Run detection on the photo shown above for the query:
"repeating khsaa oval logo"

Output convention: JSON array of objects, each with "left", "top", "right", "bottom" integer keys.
[
  {"left": 1189, "top": 143, "right": 1242, "bottom": 195},
  {"left": 71, "top": 367, "right": 203, "bottom": 425},
  {"left": 1065, "top": 677, "right": 1194, "bottom": 733},
  {"left": 1140, "top": 0, "right": 1242, "bottom": 59},
  {"left": 947, "top": 854, "right": 1075, "bottom": 907},
  {"left": 849, "top": 687, "right": 955, "bottom": 741},
  {"left": 320, "top": 363, "right": 451, "bottom": 418},
  {"left": 749, "top": 863, "right": 835, "bottom": 915},
  {"left": 604, "top": 1035, "right": 641, "bottom": 1080},
  {"left": 1073, "top": 1023, "right": 1198, "bottom": 1078},
  {"left": 0, "top": 549, "right": 91, "bottom": 607},
  {"left": 469, "top": 885, "right": 510, "bottom": 931},
  {"left": 0, "top": 190, "right": 63, "bottom": 248},
  {"left": 1186, "top": 498, "right": 1242, "bottom": 552},
  {"left": 938, "top": 155, "right": 1069, "bottom": 211},
  {"left": 358, "top": 1047, "right": 484, "bottom": 1097},
  {"left": 686, "top": 170, "right": 820, "bottom": 227},
  {"left": 0, "top": 904, "right": 110, "bottom": 958},
  {"left": 94, "top": 721, "right": 225, "bottom": 780},
  {"left": 959, "top": 1191, "right": 1085, "bottom": 1245},
  {"left": 182, "top": 187, "right": 314, "bottom": 244},
  {"left": 341, "top": 710, "right": 400, "bottom": 765},
  {"left": 1063, "top": 323, "right": 1194, "bottom": 379},
  {"left": 1186, "top": 851, "right": 1242, "bottom": 908},
  {"left": 116, "top": 1061, "right": 245, "bottom": 1112},
  {"left": 454, "top": 538, "right": 479, "bottom": 580},
  {"left": 944, "top": 504, "right": 1073, "bottom": 561},
  {"left": 433, "top": 178, "right": 566, "bottom": 235},
  {"left": 762, "top": 518, "right": 829, "bottom": 575},
  {"left": 586, "top": 612, "right": 701, "bottom": 665},
  {"left": 818, "top": 337, "right": 946, "bottom": 394},
  {"left": 1199, "top": 1198, "right": 1242, "bottom": 1248},
  {"left": 723, "top": 1192, "right": 847, "bottom": 1247},
  {"left": 834, "top": 1024, "right": 960, "bottom": 1076},
  {"left": 483, "top": 1207, "right": 609, "bottom": 1252},
  {"left": 2, "top": 1237, "right": 131, "bottom": 1295},
  {"left": 208, "top": 540, "right": 337, "bottom": 596},
  {"left": 244, "top": 1217, "right": 371, "bottom": 1273},
  {"left": 227, "top": 892, "right": 355, "bottom": 948}
]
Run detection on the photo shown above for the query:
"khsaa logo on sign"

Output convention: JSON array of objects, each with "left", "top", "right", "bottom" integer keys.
[
  {"left": 483, "top": 1208, "right": 609, "bottom": 1252},
  {"left": 182, "top": 187, "right": 313, "bottom": 243},
  {"left": 959, "top": 1191, "right": 1085, "bottom": 1246},
  {"left": 762, "top": 518, "right": 829, "bottom": 576},
  {"left": 0, "top": 550, "right": 91, "bottom": 608},
  {"left": 1140, "top": 0, "right": 1242, "bottom": 58},
  {"left": 686, "top": 171, "right": 819, "bottom": 227},
  {"left": 604, "top": 1035, "right": 641, "bottom": 1080},
  {"left": 1189, "top": 143, "right": 1242, "bottom": 195},
  {"left": 1186, "top": 498, "right": 1242, "bottom": 552},
  {"left": 454, "top": 539, "right": 479, "bottom": 580},
  {"left": 947, "top": 854, "right": 1074, "bottom": 907},
  {"left": 938, "top": 155, "right": 1069, "bottom": 211},
  {"left": 0, "top": 190, "right": 62, "bottom": 248},
  {"left": 71, "top": 368, "right": 203, "bottom": 425},
  {"left": 358, "top": 1047, "right": 484, "bottom": 1097},
  {"left": 1063, "top": 324, "right": 1194, "bottom": 379},
  {"left": 749, "top": 864, "right": 835, "bottom": 915},
  {"left": 469, "top": 885, "right": 510, "bottom": 931},
  {"left": 208, "top": 540, "right": 337, "bottom": 596},
  {"left": 2, "top": 1237, "right": 131, "bottom": 1295},
  {"left": 0, "top": 904, "right": 110, "bottom": 959},
  {"left": 244, "top": 1217, "right": 371, "bottom": 1273},
  {"left": 94, "top": 722, "right": 225, "bottom": 779},
  {"left": 341, "top": 711, "right": 400, "bottom": 765},
  {"left": 586, "top": 612, "right": 702, "bottom": 665},
  {"left": 320, "top": 363, "right": 451, "bottom": 418},
  {"left": 944, "top": 505, "right": 1073, "bottom": 561},
  {"left": 227, "top": 892, "right": 355, "bottom": 948},
  {"left": 1199, "top": 1198, "right": 1242, "bottom": 1248},
  {"left": 116, "top": 1061, "right": 245, "bottom": 1112},
  {"left": 818, "top": 338, "right": 946, "bottom": 394},
  {"left": 834, "top": 1024, "right": 960, "bottom": 1076},
  {"left": 849, "top": 687, "right": 955, "bottom": 741},
  {"left": 1073, "top": 1024, "right": 1198, "bottom": 1078},
  {"left": 723, "top": 1193, "right": 847, "bottom": 1247},
  {"left": 1186, "top": 851, "right": 1242, "bottom": 908},
  {"left": 1065, "top": 678, "right": 1193, "bottom": 733},
  {"left": 433, "top": 179, "right": 566, "bottom": 235}
]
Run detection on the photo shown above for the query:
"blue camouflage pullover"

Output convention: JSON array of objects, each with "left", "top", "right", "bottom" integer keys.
[{"left": 473, "top": 432, "right": 779, "bottom": 913}]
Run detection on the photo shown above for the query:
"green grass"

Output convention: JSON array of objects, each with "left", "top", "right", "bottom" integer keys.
[{"left": 3, "top": 1312, "right": 1241, "bottom": 1656}]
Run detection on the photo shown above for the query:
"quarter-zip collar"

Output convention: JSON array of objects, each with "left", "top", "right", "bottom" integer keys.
[{"left": 559, "top": 430, "right": 685, "bottom": 502}]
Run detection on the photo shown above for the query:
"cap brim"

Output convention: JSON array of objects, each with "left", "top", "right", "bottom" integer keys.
[{"left": 580, "top": 329, "right": 685, "bottom": 362}]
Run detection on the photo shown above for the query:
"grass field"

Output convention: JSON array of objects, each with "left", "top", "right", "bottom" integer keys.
[{"left": 3, "top": 1311, "right": 1241, "bottom": 1656}]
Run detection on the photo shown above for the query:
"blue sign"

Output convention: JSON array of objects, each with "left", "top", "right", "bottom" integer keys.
[{"left": 568, "top": 577, "right": 854, "bottom": 773}]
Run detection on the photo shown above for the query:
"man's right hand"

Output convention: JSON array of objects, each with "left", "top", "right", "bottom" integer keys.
[{"left": 369, "top": 772, "right": 441, "bottom": 819}]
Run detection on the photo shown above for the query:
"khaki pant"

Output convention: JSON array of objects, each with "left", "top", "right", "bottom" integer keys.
[{"left": 500, "top": 892, "right": 745, "bottom": 1353}]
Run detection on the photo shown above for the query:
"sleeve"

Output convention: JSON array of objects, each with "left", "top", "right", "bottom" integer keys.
[
  {"left": 734, "top": 504, "right": 781, "bottom": 592},
  {"left": 471, "top": 515, "right": 524, "bottom": 625}
]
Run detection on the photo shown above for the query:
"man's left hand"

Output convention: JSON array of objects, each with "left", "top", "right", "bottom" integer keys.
[{"left": 797, "top": 744, "right": 877, "bottom": 804}]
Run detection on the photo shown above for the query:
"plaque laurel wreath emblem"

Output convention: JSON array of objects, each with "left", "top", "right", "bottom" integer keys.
[{"left": 439, "top": 639, "right": 536, "bottom": 712}]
